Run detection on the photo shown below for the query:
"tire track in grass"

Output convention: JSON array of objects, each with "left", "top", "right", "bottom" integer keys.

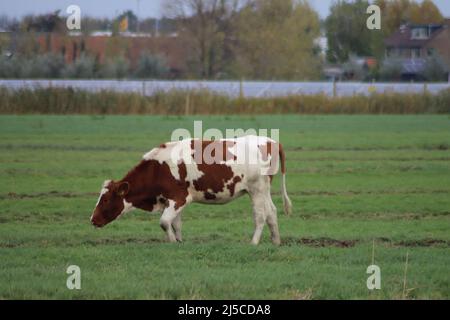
[
  {"left": 0, "top": 236, "right": 448, "bottom": 249},
  {"left": 2, "top": 189, "right": 449, "bottom": 200},
  {"left": 282, "top": 237, "right": 450, "bottom": 248},
  {"left": 0, "top": 143, "right": 448, "bottom": 152},
  {"left": 289, "top": 157, "right": 450, "bottom": 162}
]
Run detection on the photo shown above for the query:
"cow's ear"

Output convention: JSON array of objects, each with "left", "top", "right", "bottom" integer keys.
[{"left": 117, "top": 182, "right": 129, "bottom": 197}]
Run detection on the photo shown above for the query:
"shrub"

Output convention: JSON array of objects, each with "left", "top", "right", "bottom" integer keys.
[
  {"left": 98, "top": 57, "right": 130, "bottom": 79},
  {"left": 0, "top": 55, "right": 22, "bottom": 78},
  {"left": 379, "top": 59, "right": 403, "bottom": 82},
  {"left": 423, "top": 54, "right": 448, "bottom": 82},
  {"left": 134, "top": 53, "right": 169, "bottom": 79},
  {"left": 61, "top": 54, "right": 96, "bottom": 79},
  {"left": 0, "top": 53, "right": 66, "bottom": 78}
]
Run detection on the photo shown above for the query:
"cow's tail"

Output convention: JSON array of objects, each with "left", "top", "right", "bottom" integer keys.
[{"left": 279, "top": 143, "right": 292, "bottom": 215}]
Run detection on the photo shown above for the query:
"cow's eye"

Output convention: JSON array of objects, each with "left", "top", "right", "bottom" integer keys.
[{"left": 103, "top": 198, "right": 108, "bottom": 203}]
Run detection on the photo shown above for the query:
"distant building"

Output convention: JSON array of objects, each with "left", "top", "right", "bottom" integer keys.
[
  {"left": 34, "top": 32, "right": 186, "bottom": 77},
  {"left": 384, "top": 19, "right": 450, "bottom": 80},
  {"left": 314, "top": 36, "right": 328, "bottom": 58}
]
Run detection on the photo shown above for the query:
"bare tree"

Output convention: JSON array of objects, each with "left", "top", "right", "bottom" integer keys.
[{"left": 163, "top": 0, "right": 240, "bottom": 78}]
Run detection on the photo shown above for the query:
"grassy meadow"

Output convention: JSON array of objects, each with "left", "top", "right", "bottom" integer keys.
[{"left": 0, "top": 114, "right": 449, "bottom": 299}]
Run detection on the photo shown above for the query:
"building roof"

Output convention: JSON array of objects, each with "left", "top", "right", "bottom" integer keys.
[{"left": 384, "top": 22, "right": 447, "bottom": 48}]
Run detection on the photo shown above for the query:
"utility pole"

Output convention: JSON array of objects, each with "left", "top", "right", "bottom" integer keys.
[{"left": 136, "top": 0, "right": 141, "bottom": 33}]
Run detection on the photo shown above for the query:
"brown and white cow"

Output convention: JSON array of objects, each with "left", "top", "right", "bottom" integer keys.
[{"left": 91, "top": 135, "right": 292, "bottom": 245}]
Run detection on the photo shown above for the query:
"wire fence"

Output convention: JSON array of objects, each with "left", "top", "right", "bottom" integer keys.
[{"left": 1, "top": 79, "right": 449, "bottom": 97}]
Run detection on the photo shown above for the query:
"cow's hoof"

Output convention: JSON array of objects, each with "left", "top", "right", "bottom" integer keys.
[{"left": 272, "top": 238, "right": 281, "bottom": 246}]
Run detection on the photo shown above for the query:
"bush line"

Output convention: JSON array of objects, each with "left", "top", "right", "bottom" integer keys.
[{"left": 0, "top": 87, "right": 449, "bottom": 114}]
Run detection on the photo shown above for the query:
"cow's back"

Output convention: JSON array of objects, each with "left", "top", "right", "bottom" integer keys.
[{"left": 142, "top": 136, "right": 279, "bottom": 204}]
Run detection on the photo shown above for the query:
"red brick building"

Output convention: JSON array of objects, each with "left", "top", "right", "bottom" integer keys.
[{"left": 36, "top": 32, "right": 186, "bottom": 76}]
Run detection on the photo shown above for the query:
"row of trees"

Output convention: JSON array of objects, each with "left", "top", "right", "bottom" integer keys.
[
  {"left": 0, "top": 0, "right": 323, "bottom": 80},
  {"left": 0, "top": 53, "right": 168, "bottom": 79},
  {"left": 0, "top": 0, "right": 447, "bottom": 81},
  {"left": 164, "top": 0, "right": 322, "bottom": 80},
  {"left": 164, "top": 0, "right": 447, "bottom": 80}
]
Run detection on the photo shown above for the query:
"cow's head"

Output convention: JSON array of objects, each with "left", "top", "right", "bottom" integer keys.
[{"left": 91, "top": 180, "right": 130, "bottom": 228}]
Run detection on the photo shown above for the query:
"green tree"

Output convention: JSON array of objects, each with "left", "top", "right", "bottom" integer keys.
[
  {"left": 233, "top": 0, "right": 322, "bottom": 80},
  {"left": 325, "top": 0, "right": 373, "bottom": 63}
]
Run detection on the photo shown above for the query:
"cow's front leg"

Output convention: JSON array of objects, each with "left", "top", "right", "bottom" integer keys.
[
  {"left": 172, "top": 213, "right": 183, "bottom": 242},
  {"left": 160, "top": 200, "right": 184, "bottom": 243}
]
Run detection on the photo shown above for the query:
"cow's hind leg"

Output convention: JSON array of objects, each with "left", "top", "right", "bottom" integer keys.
[
  {"left": 160, "top": 200, "right": 184, "bottom": 243},
  {"left": 266, "top": 198, "right": 281, "bottom": 246},
  {"left": 250, "top": 197, "right": 266, "bottom": 245},
  {"left": 172, "top": 213, "right": 183, "bottom": 243},
  {"left": 249, "top": 177, "right": 280, "bottom": 246}
]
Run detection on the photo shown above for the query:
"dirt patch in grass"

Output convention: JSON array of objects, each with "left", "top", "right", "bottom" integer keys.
[
  {"left": 0, "top": 144, "right": 138, "bottom": 152},
  {"left": 287, "top": 145, "right": 450, "bottom": 152},
  {"left": 282, "top": 237, "right": 359, "bottom": 248},
  {"left": 273, "top": 189, "right": 450, "bottom": 197},
  {"left": 282, "top": 237, "right": 449, "bottom": 248},
  {"left": 1, "top": 191, "right": 96, "bottom": 200},
  {"left": 375, "top": 237, "right": 449, "bottom": 247},
  {"left": 83, "top": 237, "right": 166, "bottom": 246}
]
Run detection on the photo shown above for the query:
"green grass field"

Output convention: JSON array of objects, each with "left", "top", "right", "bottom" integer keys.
[{"left": 0, "top": 115, "right": 449, "bottom": 299}]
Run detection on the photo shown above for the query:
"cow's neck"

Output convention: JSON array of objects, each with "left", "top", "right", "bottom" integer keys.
[{"left": 120, "top": 160, "right": 159, "bottom": 212}]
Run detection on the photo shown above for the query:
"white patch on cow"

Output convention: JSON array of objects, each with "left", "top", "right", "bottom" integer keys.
[
  {"left": 117, "top": 199, "right": 135, "bottom": 219},
  {"left": 143, "top": 141, "right": 197, "bottom": 182},
  {"left": 142, "top": 147, "right": 159, "bottom": 161},
  {"left": 91, "top": 180, "right": 112, "bottom": 222},
  {"left": 94, "top": 180, "right": 112, "bottom": 207}
]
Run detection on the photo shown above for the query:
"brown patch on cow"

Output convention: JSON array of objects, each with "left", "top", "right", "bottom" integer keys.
[
  {"left": 159, "top": 143, "right": 167, "bottom": 148},
  {"left": 227, "top": 176, "right": 242, "bottom": 197},
  {"left": 258, "top": 141, "right": 273, "bottom": 162},
  {"left": 193, "top": 162, "right": 234, "bottom": 195},
  {"left": 121, "top": 159, "right": 189, "bottom": 211},
  {"left": 204, "top": 192, "right": 217, "bottom": 200},
  {"left": 189, "top": 139, "right": 237, "bottom": 195},
  {"left": 178, "top": 162, "right": 187, "bottom": 182},
  {"left": 190, "top": 139, "right": 237, "bottom": 163}
]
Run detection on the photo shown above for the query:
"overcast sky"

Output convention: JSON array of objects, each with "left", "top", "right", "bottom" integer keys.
[{"left": 0, "top": 0, "right": 449, "bottom": 19}]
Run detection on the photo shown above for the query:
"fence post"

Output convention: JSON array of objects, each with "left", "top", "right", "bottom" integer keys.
[
  {"left": 333, "top": 79, "right": 337, "bottom": 98},
  {"left": 239, "top": 77, "right": 244, "bottom": 99},
  {"left": 142, "top": 81, "right": 146, "bottom": 96},
  {"left": 423, "top": 83, "right": 428, "bottom": 95},
  {"left": 185, "top": 93, "right": 190, "bottom": 116}
]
